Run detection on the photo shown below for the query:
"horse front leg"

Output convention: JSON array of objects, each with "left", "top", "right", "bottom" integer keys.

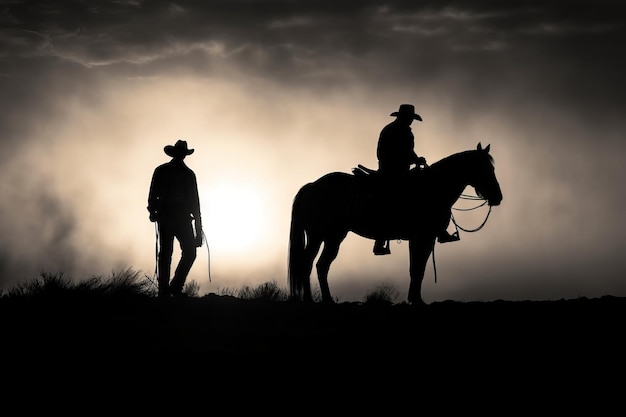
[
  {"left": 408, "top": 237, "right": 435, "bottom": 306},
  {"left": 316, "top": 234, "right": 346, "bottom": 303}
]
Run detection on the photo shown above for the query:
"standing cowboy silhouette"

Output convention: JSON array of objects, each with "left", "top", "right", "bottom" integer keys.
[
  {"left": 373, "top": 104, "right": 459, "bottom": 255},
  {"left": 147, "top": 140, "right": 203, "bottom": 297}
]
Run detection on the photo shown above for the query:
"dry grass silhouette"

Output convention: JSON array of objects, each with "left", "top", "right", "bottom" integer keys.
[
  {"left": 1, "top": 266, "right": 400, "bottom": 305},
  {"left": 1, "top": 266, "right": 623, "bottom": 406}
]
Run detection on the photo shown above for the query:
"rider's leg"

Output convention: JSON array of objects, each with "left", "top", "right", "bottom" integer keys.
[
  {"left": 437, "top": 217, "right": 460, "bottom": 243},
  {"left": 373, "top": 239, "right": 391, "bottom": 255}
]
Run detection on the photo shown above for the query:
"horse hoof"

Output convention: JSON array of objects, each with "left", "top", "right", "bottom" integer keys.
[{"left": 409, "top": 299, "right": 427, "bottom": 308}]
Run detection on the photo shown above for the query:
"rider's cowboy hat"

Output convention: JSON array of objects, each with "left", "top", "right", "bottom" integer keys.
[
  {"left": 164, "top": 140, "right": 195, "bottom": 157},
  {"left": 390, "top": 104, "right": 422, "bottom": 121}
]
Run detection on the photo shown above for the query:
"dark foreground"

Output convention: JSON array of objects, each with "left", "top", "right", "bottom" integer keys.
[{"left": 2, "top": 294, "right": 624, "bottom": 408}]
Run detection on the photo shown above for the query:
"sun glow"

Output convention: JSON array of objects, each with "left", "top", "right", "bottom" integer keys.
[{"left": 201, "top": 182, "right": 271, "bottom": 259}]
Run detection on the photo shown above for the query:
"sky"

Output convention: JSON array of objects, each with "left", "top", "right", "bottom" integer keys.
[{"left": 0, "top": 0, "right": 624, "bottom": 303}]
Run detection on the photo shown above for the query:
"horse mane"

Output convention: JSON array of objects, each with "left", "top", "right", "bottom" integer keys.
[
  {"left": 429, "top": 148, "right": 494, "bottom": 171},
  {"left": 353, "top": 148, "right": 493, "bottom": 180}
]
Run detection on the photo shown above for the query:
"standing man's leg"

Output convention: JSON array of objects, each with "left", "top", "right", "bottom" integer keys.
[
  {"left": 169, "top": 218, "right": 197, "bottom": 296},
  {"left": 157, "top": 221, "right": 175, "bottom": 297}
]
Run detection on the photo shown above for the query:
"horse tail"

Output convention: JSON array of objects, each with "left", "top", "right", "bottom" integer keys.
[{"left": 288, "top": 184, "right": 309, "bottom": 300}]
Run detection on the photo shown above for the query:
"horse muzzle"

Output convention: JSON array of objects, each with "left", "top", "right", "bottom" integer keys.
[{"left": 488, "top": 194, "right": 502, "bottom": 206}]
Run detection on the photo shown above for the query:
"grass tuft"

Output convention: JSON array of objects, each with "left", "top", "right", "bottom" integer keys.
[
  {"left": 363, "top": 283, "right": 400, "bottom": 305},
  {"left": 2, "top": 269, "right": 402, "bottom": 305},
  {"left": 6, "top": 267, "right": 152, "bottom": 299},
  {"left": 237, "top": 280, "right": 289, "bottom": 301}
]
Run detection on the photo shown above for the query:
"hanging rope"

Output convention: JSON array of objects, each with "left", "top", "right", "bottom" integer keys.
[
  {"left": 202, "top": 230, "right": 212, "bottom": 282},
  {"left": 431, "top": 240, "right": 438, "bottom": 283},
  {"left": 144, "top": 222, "right": 160, "bottom": 293},
  {"left": 154, "top": 222, "right": 160, "bottom": 279},
  {"left": 150, "top": 223, "right": 212, "bottom": 291}
]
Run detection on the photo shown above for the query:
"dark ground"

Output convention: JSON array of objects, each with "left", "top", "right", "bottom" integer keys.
[{"left": 2, "top": 294, "right": 624, "bottom": 410}]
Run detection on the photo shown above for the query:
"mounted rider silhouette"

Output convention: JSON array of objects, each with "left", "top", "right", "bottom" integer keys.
[{"left": 373, "top": 104, "right": 459, "bottom": 256}]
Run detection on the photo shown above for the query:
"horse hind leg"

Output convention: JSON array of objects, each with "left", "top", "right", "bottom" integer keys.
[
  {"left": 316, "top": 233, "right": 347, "bottom": 304},
  {"left": 301, "top": 238, "right": 323, "bottom": 302}
]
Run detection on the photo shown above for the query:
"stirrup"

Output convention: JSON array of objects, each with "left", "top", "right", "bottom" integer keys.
[
  {"left": 373, "top": 246, "right": 391, "bottom": 255},
  {"left": 437, "top": 231, "right": 460, "bottom": 244}
]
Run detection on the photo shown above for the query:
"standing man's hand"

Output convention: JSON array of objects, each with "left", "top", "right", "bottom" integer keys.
[
  {"left": 193, "top": 214, "right": 203, "bottom": 247},
  {"left": 195, "top": 220, "right": 203, "bottom": 247}
]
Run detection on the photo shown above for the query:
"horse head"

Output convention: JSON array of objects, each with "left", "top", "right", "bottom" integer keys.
[{"left": 471, "top": 143, "right": 502, "bottom": 206}]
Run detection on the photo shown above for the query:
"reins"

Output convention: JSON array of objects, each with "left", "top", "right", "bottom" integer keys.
[
  {"left": 431, "top": 193, "right": 492, "bottom": 284},
  {"left": 451, "top": 195, "right": 492, "bottom": 233}
]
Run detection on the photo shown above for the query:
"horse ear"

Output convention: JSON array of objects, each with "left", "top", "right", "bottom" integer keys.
[
  {"left": 477, "top": 142, "right": 482, "bottom": 151},
  {"left": 485, "top": 144, "right": 490, "bottom": 152}
]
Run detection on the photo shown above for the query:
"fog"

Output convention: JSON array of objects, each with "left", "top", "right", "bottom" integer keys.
[{"left": 1, "top": 1, "right": 624, "bottom": 301}]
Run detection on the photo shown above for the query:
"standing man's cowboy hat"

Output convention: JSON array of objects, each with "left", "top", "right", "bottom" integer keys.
[
  {"left": 164, "top": 140, "right": 195, "bottom": 157},
  {"left": 390, "top": 104, "right": 422, "bottom": 121}
]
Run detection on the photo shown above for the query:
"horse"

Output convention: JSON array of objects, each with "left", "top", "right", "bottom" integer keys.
[{"left": 287, "top": 142, "right": 503, "bottom": 306}]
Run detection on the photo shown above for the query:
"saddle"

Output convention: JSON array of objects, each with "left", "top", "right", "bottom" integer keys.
[
  {"left": 352, "top": 164, "right": 378, "bottom": 177},
  {"left": 351, "top": 164, "right": 428, "bottom": 207},
  {"left": 351, "top": 164, "right": 411, "bottom": 207},
  {"left": 352, "top": 164, "right": 425, "bottom": 184}
]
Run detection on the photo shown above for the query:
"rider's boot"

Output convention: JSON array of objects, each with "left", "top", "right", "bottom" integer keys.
[{"left": 437, "top": 230, "right": 460, "bottom": 243}]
